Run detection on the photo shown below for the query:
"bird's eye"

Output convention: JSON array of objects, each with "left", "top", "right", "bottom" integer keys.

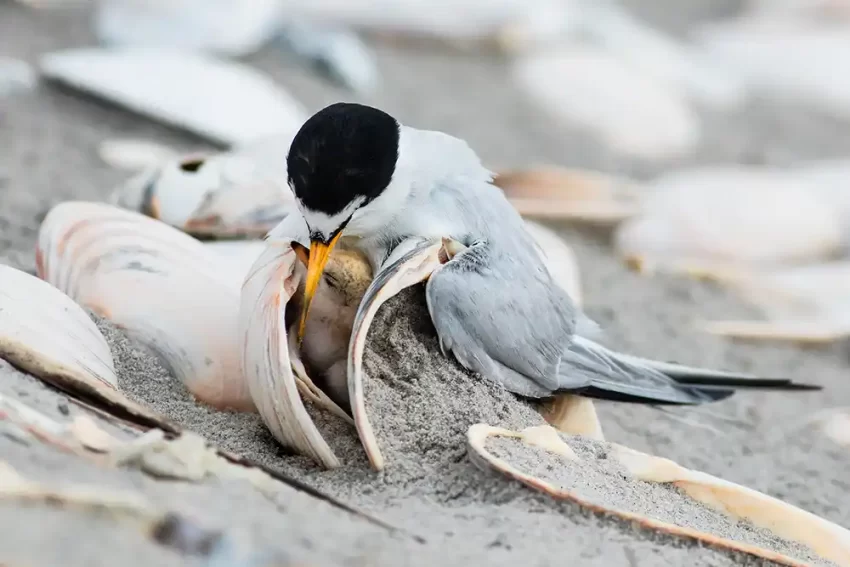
[{"left": 324, "top": 274, "right": 339, "bottom": 289}]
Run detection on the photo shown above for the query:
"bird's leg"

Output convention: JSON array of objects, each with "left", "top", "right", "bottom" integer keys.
[
  {"left": 697, "top": 319, "right": 850, "bottom": 344},
  {"left": 540, "top": 394, "right": 605, "bottom": 441}
]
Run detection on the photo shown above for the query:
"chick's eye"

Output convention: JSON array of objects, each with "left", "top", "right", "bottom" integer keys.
[{"left": 324, "top": 274, "right": 339, "bottom": 289}]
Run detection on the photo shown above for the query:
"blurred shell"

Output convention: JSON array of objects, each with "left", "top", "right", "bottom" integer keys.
[
  {"left": 696, "top": 20, "right": 850, "bottom": 120},
  {"left": 0, "top": 57, "right": 37, "bottom": 97},
  {"left": 698, "top": 262, "right": 850, "bottom": 343},
  {"left": 94, "top": 0, "right": 284, "bottom": 57},
  {"left": 39, "top": 47, "right": 308, "bottom": 147},
  {"left": 110, "top": 151, "right": 293, "bottom": 238},
  {"left": 37, "top": 201, "right": 253, "bottom": 411},
  {"left": 493, "top": 166, "right": 641, "bottom": 224},
  {"left": 512, "top": 47, "right": 700, "bottom": 161},
  {"left": 614, "top": 166, "right": 844, "bottom": 272},
  {"left": 467, "top": 423, "right": 850, "bottom": 566},
  {"left": 98, "top": 139, "right": 182, "bottom": 171}
]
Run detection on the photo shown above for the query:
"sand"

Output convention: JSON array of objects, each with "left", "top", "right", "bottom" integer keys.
[{"left": 2, "top": 1, "right": 850, "bottom": 566}]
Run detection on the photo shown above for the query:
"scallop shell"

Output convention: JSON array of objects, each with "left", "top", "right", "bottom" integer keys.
[
  {"left": 468, "top": 423, "right": 850, "bottom": 567},
  {"left": 37, "top": 201, "right": 252, "bottom": 411}
]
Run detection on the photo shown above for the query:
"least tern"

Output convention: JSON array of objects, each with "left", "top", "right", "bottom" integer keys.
[{"left": 280, "top": 102, "right": 819, "bottom": 404}]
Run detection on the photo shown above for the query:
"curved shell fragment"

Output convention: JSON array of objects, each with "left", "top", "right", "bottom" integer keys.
[
  {"left": 347, "top": 239, "right": 446, "bottom": 471},
  {"left": 0, "top": 264, "right": 117, "bottom": 391},
  {"left": 239, "top": 238, "right": 365, "bottom": 469},
  {"left": 468, "top": 423, "right": 850, "bottom": 567},
  {"left": 512, "top": 47, "right": 700, "bottom": 161},
  {"left": 37, "top": 201, "right": 252, "bottom": 412}
]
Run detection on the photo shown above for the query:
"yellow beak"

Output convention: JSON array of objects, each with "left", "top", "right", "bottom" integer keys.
[{"left": 297, "top": 231, "right": 343, "bottom": 344}]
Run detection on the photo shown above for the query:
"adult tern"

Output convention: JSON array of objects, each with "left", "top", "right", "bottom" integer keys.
[{"left": 275, "top": 102, "right": 819, "bottom": 404}]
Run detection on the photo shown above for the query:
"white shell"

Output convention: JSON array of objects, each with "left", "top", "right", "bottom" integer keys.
[
  {"left": 513, "top": 46, "right": 700, "bottom": 161},
  {"left": 110, "top": 151, "right": 294, "bottom": 238},
  {"left": 37, "top": 201, "right": 252, "bottom": 411},
  {"left": 94, "top": 0, "right": 284, "bottom": 57},
  {"left": 696, "top": 21, "right": 850, "bottom": 121},
  {"left": 0, "top": 264, "right": 117, "bottom": 391},
  {"left": 239, "top": 242, "right": 344, "bottom": 469},
  {"left": 614, "top": 166, "right": 844, "bottom": 270},
  {"left": 39, "top": 47, "right": 308, "bottom": 147},
  {"left": 347, "top": 240, "right": 446, "bottom": 471}
]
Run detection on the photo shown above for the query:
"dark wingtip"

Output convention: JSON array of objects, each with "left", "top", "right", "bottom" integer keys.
[{"left": 673, "top": 376, "right": 823, "bottom": 391}]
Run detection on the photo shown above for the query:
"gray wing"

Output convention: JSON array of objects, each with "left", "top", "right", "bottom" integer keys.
[
  {"left": 562, "top": 336, "right": 730, "bottom": 404},
  {"left": 425, "top": 239, "right": 579, "bottom": 398}
]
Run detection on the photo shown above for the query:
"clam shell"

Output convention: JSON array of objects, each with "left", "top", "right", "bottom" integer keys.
[
  {"left": 494, "top": 166, "right": 641, "bottom": 224},
  {"left": 468, "top": 423, "right": 850, "bottom": 567},
  {"left": 111, "top": 151, "right": 293, "bottom": 238},
  {"left": 614, "top": 166, "right": 844, "bottom": 274},
  {"left": 239, "top": 237, "right": 362, "bottom": 469},
  {"left": 37, "top": 201, "right": 252, "bottom": 411},
  {"left": 697, "top": 261, "right": 850, "bottom": 343},
  {"left": 0, "top": 263, "right": 168, "bottom": 429},
  {"left": 39, "top": 47, "right": 307, "bottom": 147},
  {"left": 347, "top": 239, "right": 447, "bottom": 471},
  {"left": 512, "top": 46, "right": 700, "bottom": 160}
]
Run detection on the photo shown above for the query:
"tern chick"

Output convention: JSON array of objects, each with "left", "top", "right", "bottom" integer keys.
[{"left": 276, "top": 102, "right": 821, "bottom": 406}]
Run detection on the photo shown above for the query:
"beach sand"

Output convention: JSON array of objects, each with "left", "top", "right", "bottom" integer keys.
[{"left": 1, "top": 1, "right": 849, "bottom": 566}]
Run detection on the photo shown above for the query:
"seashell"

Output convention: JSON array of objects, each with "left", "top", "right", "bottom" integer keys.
[
  {"left": 576, "top": 0, "right": 748, "bottom": 110},
  {"left": 696, "top": 262, "right": 850, "bottom": 343},
  {"left": 493, "top": 166, "right": 641, "bottom": 224},
  {"left": 696, "top": 20, "right": 850, "bottom": 121},
  {"left": 468, "top": 423, "right": 850, "bottom": 566},
  {"left": 0, "top": 264, "right": 167, "bottom": 428},
  {"left": 37, "top": 201, "right": 252, "bottom": 411},
  {"left": 39, "top": 47, "right": 308, "bottom": 147},
  {"left": 512, "top": 46, "right": 700, "bottom": 161},
  {"left": 110, "top": 151, "right": 293, "bottom": 238},
  {"left": 98, "top": 138, "right": 182, "bottom": 172},
  {"left": 93, "top": 0, "right": 284, "bottom": 57},
  {"left": 614, "top": 166, "right": 844, "bottom": 276},
  {"left": 238, "top": 232, "right": 368, "bottom": 469}
]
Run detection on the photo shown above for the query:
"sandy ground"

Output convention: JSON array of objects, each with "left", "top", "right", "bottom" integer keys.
[{"left": 2, "top": 1, "right": 850, "bottom": 566}]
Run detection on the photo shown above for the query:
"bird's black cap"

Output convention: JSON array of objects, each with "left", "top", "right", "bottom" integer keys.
[{"left": 287, "top": 102, "right": 401, "bottom": 218}]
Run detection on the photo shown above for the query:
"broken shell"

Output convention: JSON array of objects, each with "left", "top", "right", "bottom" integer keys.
[
  {"left": 239, "top": 235, "right": 368, "bottom": 469},
  {"left": 614, "top": 166, "right": 844, "bottom": 274},
  {"left": 110, "top": 151, "right": 293, "bottom": 238},
  {"left": 37, "top": 201, "right": 252, "bottom": 411},
  {"left": 697, "top": 261, "right": 850, "bottom": 343},
  {"left": 347, "top": 240, "right": 447, "bottom": 471},
  {"left": 493, "top": 166, "right": 641, "bottom": 224},
  {"left": 468, "top": 423, "right": 850, "bottom": 566}
]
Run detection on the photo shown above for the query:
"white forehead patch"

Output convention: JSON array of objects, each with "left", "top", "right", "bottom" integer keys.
[{"left": 298, "top": 195, "right": 365, "bottom": 241}]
